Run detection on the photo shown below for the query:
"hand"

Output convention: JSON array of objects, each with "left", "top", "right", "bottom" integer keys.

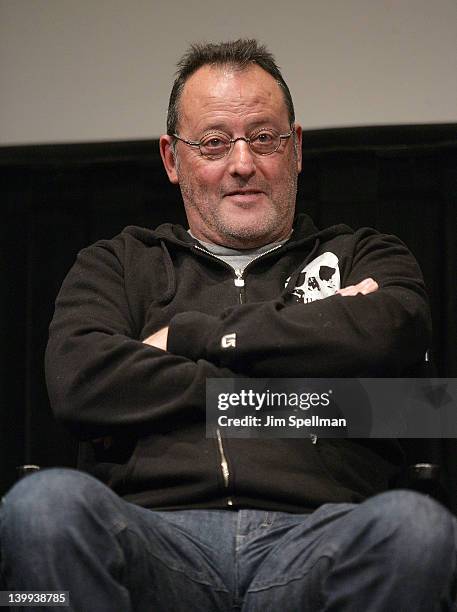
[
  {"left": 143, "top": 326, "right": 169, "bottom": 351},
  {"left": 337, "top": 277, "right": 379, "bottom": 297}
]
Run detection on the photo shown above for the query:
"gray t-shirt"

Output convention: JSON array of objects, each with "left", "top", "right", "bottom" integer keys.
[{"left": 189, "top": 231, "right": 289, "bottom": 275}]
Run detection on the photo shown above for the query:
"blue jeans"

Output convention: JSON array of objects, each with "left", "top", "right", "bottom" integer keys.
[{"left": 1, "top": 468, "right": 456, "bottom": 611}]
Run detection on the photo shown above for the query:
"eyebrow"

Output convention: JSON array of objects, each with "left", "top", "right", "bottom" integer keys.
[{"left": 198, "top": 118, "right": 282, "bottom": 134}]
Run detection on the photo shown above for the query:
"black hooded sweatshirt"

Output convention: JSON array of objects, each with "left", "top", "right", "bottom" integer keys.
[{"left": 45, "top": 214, "right": 431, "bottom": 512}]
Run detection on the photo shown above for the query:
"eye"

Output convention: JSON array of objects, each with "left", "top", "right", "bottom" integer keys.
[
  {"left": 249, "top": 129, "right": 280, "bottom": 154},
  {"left": 200, "top": 134, "right": 229, "bottom": 148},
  {"left": 207, "top": 137, "right": 224, "bottom": 148},
  {"left": 251, "top": 130, "right": 275, "bottom": 143},
  {"left": 199, "top": 133, "right": 230, "bottom": 158}
]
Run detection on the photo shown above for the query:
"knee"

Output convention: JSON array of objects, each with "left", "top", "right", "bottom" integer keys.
[
  {"left": 0, "top": 469, "right": 126, "bottom": 585},
  {"left": 367, "top": 489, "right": 451, "bottom": 529},
  {"left": 361, "top": 489, "right": 455, "bottom": 567},
  {"left": 1, "top": 468, "right": 105, "bottom": 542}
]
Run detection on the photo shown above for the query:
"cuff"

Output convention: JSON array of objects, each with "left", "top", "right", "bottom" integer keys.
[{"left": 167, "top": 311, "right": 219, "bottom": 361}]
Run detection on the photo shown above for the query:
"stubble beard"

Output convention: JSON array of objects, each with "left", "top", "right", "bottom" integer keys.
[{"left": 178, "top": 165, "right": 298, "bottom": 248}]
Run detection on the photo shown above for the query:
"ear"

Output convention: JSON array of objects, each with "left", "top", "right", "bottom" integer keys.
[
  {"left": 159, "top": 135, "right": 179, "bottom": 184},
  {"left": 294, "top": 124, "right": 303, "bottom": 174}
]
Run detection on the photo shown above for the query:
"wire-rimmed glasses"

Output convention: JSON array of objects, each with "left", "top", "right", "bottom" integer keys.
[{"left": 172, "top": 127, "right": 294, "bottom": 160}]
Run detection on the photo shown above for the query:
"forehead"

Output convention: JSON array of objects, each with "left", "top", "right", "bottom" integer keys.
[{"left": 179, "top": 64, "right": 289, "bottom": 130}]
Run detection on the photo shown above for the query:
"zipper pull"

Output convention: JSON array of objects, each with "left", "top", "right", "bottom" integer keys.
[
  {"left": 234, "top": 269, "right": 245, "bottom": 304},
  {"left": 234, "top": 269, "right": 245, "bottom": 287}
]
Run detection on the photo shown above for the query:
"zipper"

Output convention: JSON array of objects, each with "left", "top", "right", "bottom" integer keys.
[
  {"left": 194, "top": 244, "right": 246, "bottom": 306},
  {"left": 232, "top": 243, "right": 284, "bottom": 304},
  {"left": 193, "top": 242, "right": 288, "bottom": 503},
  {"left": 234, "top": 270, "right": 245, "bottom": 304},
  {"left": 193, "top": 245, "right": 236, "bottom": 507},
  {"left": 193, "top": 239, "right": 321, "bottom": 308},
  {"left": 216, "top": 428, "right": 233, "bottom": 507}
]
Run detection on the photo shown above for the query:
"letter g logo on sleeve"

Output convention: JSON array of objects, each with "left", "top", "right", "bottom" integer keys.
[{"left": 221, "top": 333, "right": 237, "bottom": 348}]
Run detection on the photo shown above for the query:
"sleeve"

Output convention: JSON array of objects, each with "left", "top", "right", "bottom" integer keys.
[
  {"left": 45, "top": 241, "right": 243, "bottom": 441},
  {"left": 166, "top": 231, "right": 432, "bottom": 377}
]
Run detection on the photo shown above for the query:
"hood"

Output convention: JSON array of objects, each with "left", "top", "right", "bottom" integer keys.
[
  {"left": 123, "top": 213, "right": 354, "bottom": 251},
  {"left": 120, "top": 214, "right": 354, "bottom": 305}
]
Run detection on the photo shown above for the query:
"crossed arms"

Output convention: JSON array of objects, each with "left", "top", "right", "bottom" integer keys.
[
  {"left": 144, "top": 278, "right": 380, "bottom": 350},
  {"left": 46, "top": 231, "right": 431, "bottom": 439}
]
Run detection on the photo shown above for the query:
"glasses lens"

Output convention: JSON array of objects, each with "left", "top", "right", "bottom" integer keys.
[
  {"left": 200, "top": 134, "right": 231, "bottom": 159},
  {"left": 250, "top": 130, "right": 280, "bottom": 155}
]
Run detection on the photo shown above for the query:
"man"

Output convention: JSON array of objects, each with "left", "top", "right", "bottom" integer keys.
[{"left": 1, "top": 39, "right": 456, "bottom": 611}]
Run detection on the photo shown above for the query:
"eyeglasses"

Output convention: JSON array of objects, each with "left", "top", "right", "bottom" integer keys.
[{"left": 172, "top": 127, "right": 294, "bottom": 160}]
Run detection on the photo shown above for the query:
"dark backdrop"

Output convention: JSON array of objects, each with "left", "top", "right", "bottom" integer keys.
[{"left": 1, "top": 124, "right": 456, "bottom": 508}]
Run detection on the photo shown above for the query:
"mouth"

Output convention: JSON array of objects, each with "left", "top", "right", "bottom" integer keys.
[
  {"left": 223, "top": 189, "right": 265, "bottom": 204},
  {"left": 224, "top": 189, "right": 264, "bottom": 197}
]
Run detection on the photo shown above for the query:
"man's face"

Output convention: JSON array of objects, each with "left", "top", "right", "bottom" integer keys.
[{"left": 160, "top": 64, "right": 302, "bottom": 248}]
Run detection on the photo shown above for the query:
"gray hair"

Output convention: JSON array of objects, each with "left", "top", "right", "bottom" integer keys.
[{"left": 166, "top": 39, "right": 295, "bottom": 136}]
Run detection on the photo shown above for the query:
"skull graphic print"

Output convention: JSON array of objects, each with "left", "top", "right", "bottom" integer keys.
[{"left": 287, "top": 252, "right": 340, "bottom": 303}]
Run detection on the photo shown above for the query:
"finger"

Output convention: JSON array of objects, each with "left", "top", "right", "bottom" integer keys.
[
  {"left": 359, "top": 278, "right": 379, "bottom": 295},
  {"left": 337, "top": 285, "right": 358, "bottom": 296},
  {"left": 338, "top": 278, "right": 379, "bottom": 297}
]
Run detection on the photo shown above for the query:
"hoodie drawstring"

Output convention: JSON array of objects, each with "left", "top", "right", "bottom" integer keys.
[{"left": 157, "top": 240, "right": 177, "bottom": 305}]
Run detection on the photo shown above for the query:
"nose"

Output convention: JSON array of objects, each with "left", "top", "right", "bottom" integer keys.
[{"left": 227, "top": 138, "right": 256, "bottom": 179}]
